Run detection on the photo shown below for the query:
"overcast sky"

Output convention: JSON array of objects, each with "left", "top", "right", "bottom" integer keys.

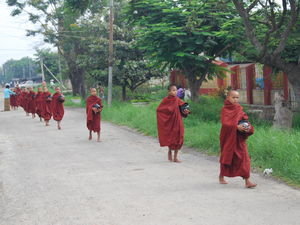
[{"left": 0, "top": 1, "right": 51, "bottom": 66}]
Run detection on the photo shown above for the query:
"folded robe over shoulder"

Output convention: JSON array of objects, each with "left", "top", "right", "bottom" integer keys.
[
  {"left": 219, "top": 100, "right": 254, "bottom": 179},
  {"left": 42, "top": 92, "right": 52, "bottom": 121},
  {"left": 86, "top": 95, "right": 102, "bottom": 132},
  {"left": 156, "top": 95, "right": 186, "bottom": 150},
  {"left": 51, "top": 93, "right": 65, "bottom": 121}
]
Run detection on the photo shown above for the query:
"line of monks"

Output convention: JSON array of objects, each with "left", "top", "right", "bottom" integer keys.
[
  {"left": 8, "top": 83, "right": 256, "bottom": 188},
  {"left": 9, "top": 85, "right": 103, "bottom": 142},
  {"left": 9, "top": 85, "right": 65, "bottom": 130},
  {"left": 156, "top": 85, "right": 257, "bottom": 188}
]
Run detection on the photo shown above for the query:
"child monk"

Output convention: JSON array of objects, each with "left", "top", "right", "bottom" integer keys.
[
  {"left": 23, "top": 88, "right": 30, "bottom": 116},
  {"left": 35, "top": 87, "right": 44, "bottom": 121},
  {"left": 156, "top": 84, "right": 190, "bottom": 163},
  {"left": 86, "top": 88, "right": 103, "bottom": 142},
  {"left": 219, "top": 90, "right": 257, "bottom": 188},
  {"left": 42, "top": 87, "right": 52, "bottom": 126},
  {"left": 52, "top": 87, "right": 65, "bottom": 130},
  {"left": 27, "top": 87, "right": 36, "bottom": 119}
]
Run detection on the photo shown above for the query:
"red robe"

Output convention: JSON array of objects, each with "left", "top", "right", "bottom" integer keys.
[
  {"left": 10, "top": 94, "right": 17, "bottom": 107},
  {"left": 219, "top": 100, "right": 254, "bottom": 179},
  {"left": 42, "top": 92, "right": 52, "bottom": 121},
  {"left": 22, "top": 92, "right": 29, "bottom": 113},
  {"left": 35, "top": 91, "right": 44, "bottom": 118},
  {"left": 86, "top": 95, "right": 102, "bottom": 132},
  {"left": 52, "top": 93, "right": 65, "bottom": 121},
  {"left": 15, "top": 87, "right": 21, "bottom": 106},
  {"left": 156, "top": 95, "right": 186, "bottom": 150},
  {"left": 27, "top": 91, "right": 36, "bottom": 114}
]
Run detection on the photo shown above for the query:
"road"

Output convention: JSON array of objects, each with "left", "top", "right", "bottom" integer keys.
[{"left": 0, "top": 92, "right": 300, "bottom": 225}]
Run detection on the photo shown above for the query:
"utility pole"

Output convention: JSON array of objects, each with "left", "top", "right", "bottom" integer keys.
[
  {"left": 108, "top": 0, "right": 114, "bottom": 106},
  {"left": 40, "top": 58, "right": 45, "bottom": 82}
]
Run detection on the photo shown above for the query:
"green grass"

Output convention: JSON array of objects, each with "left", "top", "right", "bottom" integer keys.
[{"left": 101, "top": 99, "right": 300, "bottom": 187}]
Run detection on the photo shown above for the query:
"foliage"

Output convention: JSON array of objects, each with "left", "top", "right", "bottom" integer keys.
[
  {"left": 126, "top": 0, "right": 237, "bottom": 100},
  {"left": 1, "top": 57, "right": 38, "bottom": 82}
]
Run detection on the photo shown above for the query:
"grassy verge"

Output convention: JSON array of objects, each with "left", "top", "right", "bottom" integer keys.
[{"left": 101, "top": 99, "right": 300, "bottom": 187}]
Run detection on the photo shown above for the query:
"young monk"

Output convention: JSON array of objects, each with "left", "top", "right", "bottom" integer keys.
[
  {"left": 157, "top": 84, "right": 190, "bottom": 163},
  {"left": 52, "top": 87, "right": 65, "bottom": 130},
  {"left": 86, "top": 88, "right": 103, "bottom": 142},
  {"left": 42, "top": 87, "right": 52, "bottom": 126},
  {"left": 27, "top": 87, "right": 36, "bottom": 119},
  {"left": 35, "top": 87, "right": 44, "bottom": 121},
  {"left": 219, "top": 90, "right": 257, "bottom": 188},
  {"left": 15, "top": 85, "right": 21, "bottom": 108}
]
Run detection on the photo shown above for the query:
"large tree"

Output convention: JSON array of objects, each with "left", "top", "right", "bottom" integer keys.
[
  {"left": 232, "top": 0, "right": 300, "bottom": 106},
  {"left": 127, "top": 0, "right": 236, "bottom": 101},
  {"left": 6, "top": 0, "right": 98, "bottom": 97}
]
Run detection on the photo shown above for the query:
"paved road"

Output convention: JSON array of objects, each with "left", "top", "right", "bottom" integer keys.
[{"left": 0, "top": 93, "right": 300, "bottom": 225}]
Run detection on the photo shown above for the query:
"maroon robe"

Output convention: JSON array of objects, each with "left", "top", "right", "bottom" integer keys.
[
  {"left": 52, "top": 93, "right": 65, "bottom": 121},
  {"left": 219, "top": 100, "right": 254, "bottom": 179},
  {"left": 23, "top": 92, "right": 29, "bottom": 113},
  {"left": 10, "top": 93, "right": 17, "bottom": 107},
  {"left": 86, "top": 95, "right": 102, "bottom": 132},
  {"left": 35, "top": 91, "right": 44, "bottom": 118},
  {"left": 27, "top": 91, "right": 36, "bottom": 114},
  {"left": 156, "top": 95, "right": 186, "bottom": 150},
  {"left": 42, "top": 92, "right": 52, "bottom": 121},
  {"left": 15, "top": 87, "right": 21, "bottom": 106}
]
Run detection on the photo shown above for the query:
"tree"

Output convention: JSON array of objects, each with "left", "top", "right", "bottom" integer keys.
[
  {"left": 6, "top": 0, "right": 99, "bottom": 97},
  {"left": 127, "top": 0, "right": 236, "bottom": 101},
  {"left": 75, "top": 0, "right": 166, "bottom": 101},
  {"left": 232, "top": 0, "right": 300, "bottom": 106},
  {"left": 1, "top": 57, "right": 38, "bottom": 82}
]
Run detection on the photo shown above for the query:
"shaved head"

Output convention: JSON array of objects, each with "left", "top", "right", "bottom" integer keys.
[{"left": 227, "top": 90, "right": 239, "bottom": 97}]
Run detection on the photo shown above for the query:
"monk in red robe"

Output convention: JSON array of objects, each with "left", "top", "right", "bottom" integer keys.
[
  {"left": 9, "top": 88, "right": 17, "bottom": 110},
  {"left": 219, "top": 90, "right": 257, "bottom": 188},
  {"left": 27, "top": 87, "right": 36, "bottom": 119},
  {"left": 15, "top": 85, "right": 21, "bottom": 107},
  {"left": 52, "top": 87, "right": 65, "bottom": 130},
  {"left": 22, "top": 88, "right": 30, "bottom": 116},
  {"left": 86, "top": 88, "right": 103, "bottom": 142},
  {"left": 157, "top": 85, "right": 190, "bottom": 163},
  {"left": 35, "top": 87, "right": 44, "bottom": 121},
  {"left": 42, "top": 87, "right": 52, "bottom": 126}
]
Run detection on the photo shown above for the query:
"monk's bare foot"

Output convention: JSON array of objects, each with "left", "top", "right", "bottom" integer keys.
[
  {"left": 58, "top": 126, "right": 61, "bottom": 130},
  {"left": 245, "top": 180, "right": 257, "bottom": 188},
  {"left": 88, "top": 135, "right": 92, "bottom": 140},
  {"left": 97, "top": 139, "right": 101, "bottom": 142},
  {"left": 219, "top": 176, "right": 228, "bottom": 184},
  {"left": 173, "top": 159, "right": 181, "bottom": 163}
]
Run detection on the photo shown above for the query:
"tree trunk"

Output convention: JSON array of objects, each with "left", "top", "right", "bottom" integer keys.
[
  {"left": 122, "top": 85, "right": 127, "bottom": 101},
  {"left": 67, "top": 62, "right": 86, "bottom": 98},
  {"left": 185, "top": 71, "right": 204, "bottom": 102},
  {"left": 285, "top": 66, "right": 300, "bottom": 111}
]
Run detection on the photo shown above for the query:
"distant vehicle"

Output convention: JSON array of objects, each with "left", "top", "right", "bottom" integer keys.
[{"left": 19, "top": 80, "right": 41, "bottom": 88}]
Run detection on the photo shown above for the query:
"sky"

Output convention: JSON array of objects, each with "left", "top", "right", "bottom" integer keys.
[{"left": 0, "top": 1, "right": 51, "bottom": 66}]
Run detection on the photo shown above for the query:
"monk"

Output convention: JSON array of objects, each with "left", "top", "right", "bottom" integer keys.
[
  {"left": 35, "top": 87, "right": 44, "bottom": 121},
  {"left": 9, "top": 88, "right": 17, "bottom": 110},
  {"left": 156, "top": 84, "right": 190, "bottom": 163},
  {"left": 52, "top": 87, "right": 65, "bottom": 130},
  {"left": 27, "top": 87, "right": 36, "bottom": 119},
  {"left": 22, "top": 88, "right": 30, "bottom": 116},
  {"left": 219, "top": 90, "right": 257, "bottom": 188},
  {"left": 15, "top": 85, "right": 21, "bottom": 108},
  {"left": 42, "top": 87, "right": 52, "bottom": 126},
  {"left": 86, "top": 88, "right": 103, "bottom": 142}
]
